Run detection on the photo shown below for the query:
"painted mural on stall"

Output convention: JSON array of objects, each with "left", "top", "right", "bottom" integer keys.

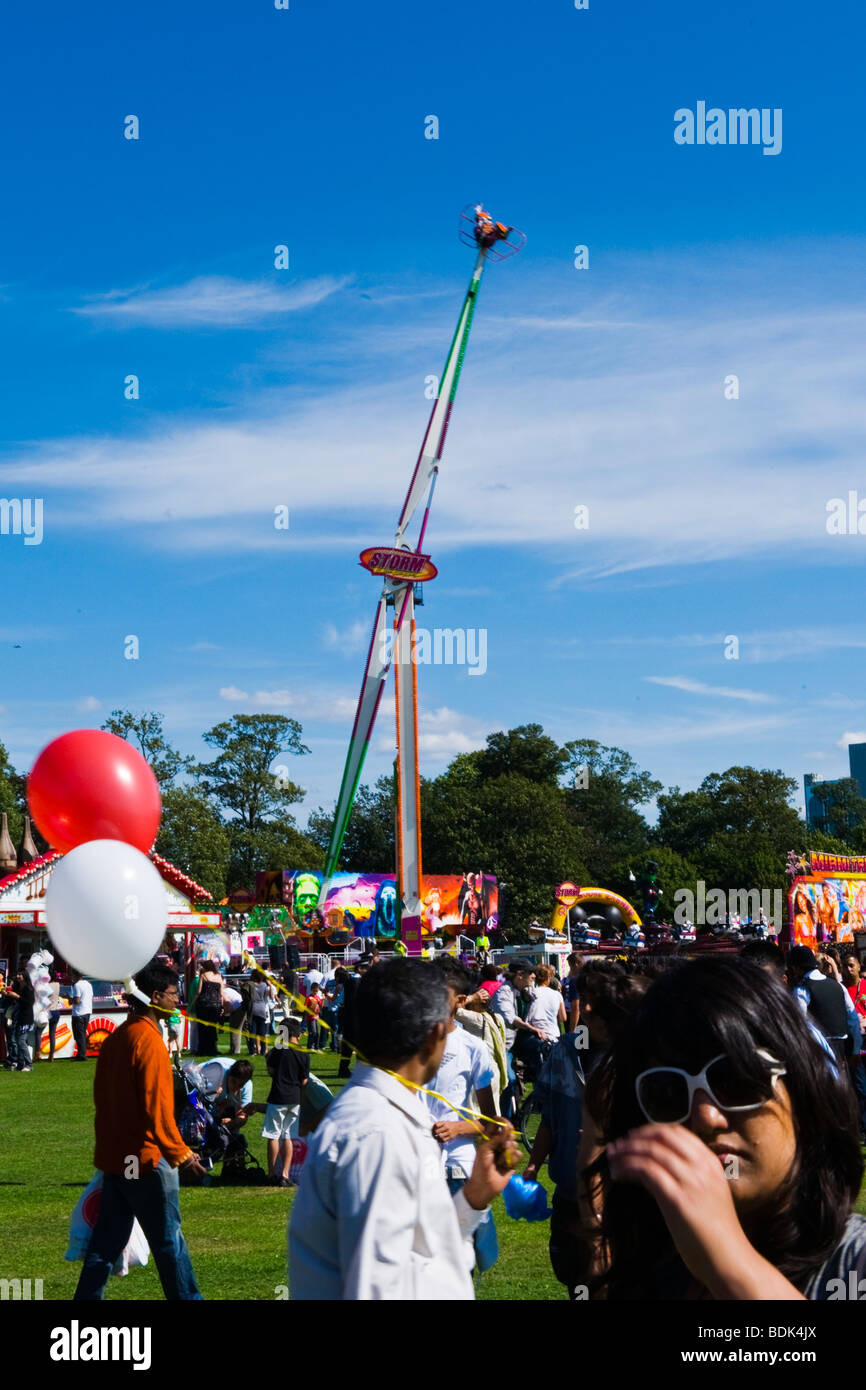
[
  {"left": 255, "top": 870, "right": 498, "bottom": 943},
  {"left": 788, "top": 851, "right": 866, "bottom": 947}
]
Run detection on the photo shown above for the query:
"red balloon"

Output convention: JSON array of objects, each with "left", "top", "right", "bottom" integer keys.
[{"left": 28, "top": 730, "right": 162, "bottom": 855}]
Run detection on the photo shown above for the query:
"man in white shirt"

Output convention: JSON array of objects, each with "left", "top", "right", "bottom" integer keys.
[
  {"left": 288, "top": 958, "right": 519, "bottom": 1300},
  {"left": 71, "top": 972, "right": 93, "bottom": 1061},
  {"left": 424, "top": 956, "right": 500, "bottom": 1273}
]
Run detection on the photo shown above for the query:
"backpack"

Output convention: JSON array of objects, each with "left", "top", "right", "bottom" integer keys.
[
  {"left": 198, "top": 978, "right": 223, "bottom": 1013},
  {"left": 804, "top": 976, "right": 850, "bottom": 1053}
]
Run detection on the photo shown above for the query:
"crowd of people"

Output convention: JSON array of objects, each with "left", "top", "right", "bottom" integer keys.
[
  {"left": 1, "top": 964, "right": 92, "bottom": 1069},
  {"left": 60, "top": 933, "right": 866, "bottom": 1301},
  {"left": 181, "top": 954, "right": 349, "bottom": 1060}
]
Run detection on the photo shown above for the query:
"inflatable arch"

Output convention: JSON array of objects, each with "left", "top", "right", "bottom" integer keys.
[{"left": 551, "top": 881, "right": 642, "bottom": 936}]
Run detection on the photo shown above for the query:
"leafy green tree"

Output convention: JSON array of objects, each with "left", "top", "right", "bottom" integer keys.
[
  {"left": 644, "top": 845, "right": 703, "bottom": 922},
  {"left": 310, "top": 728, "right": 587, "bottom": 925},
  {"left": 653, "top": 787, "right": 715, "bottom": 863},
  {"left": 803, "top": 827, "right": 853, "bottom": 856},
  {"left": 608, "top": 844, "right": 702, "bottom": 920},
  {"left": 194, "top": 714, "right": 311, "bottom": 888},
  {"left": 305, "top": 807, "right": 332, "bottom": 858},
  {"left": 423, "top": 766, "right": 587, "bottom": 927},
  {"left": 475, "top": 724, "right": 566, "bottom": 786},
  {"left": 101, "top": 710, "right": 191, "bottom": 787},
  {"left": 228, "top": 820, "right": 324, "bottom": 890},
  {"left": 156, "top": 787, "right": 231, "bottom": 901},
  {"left": 307, "top": 773, "right": 396, "bottom": 873},
  {"left": 0, "top": 740, "right": 25, "bottom": 848},
  {"left": 561, "top": 739, "right": 661, "bottom": 886},
  {"left": 657, "top": 767, "right": 802, "bottom": 898}
]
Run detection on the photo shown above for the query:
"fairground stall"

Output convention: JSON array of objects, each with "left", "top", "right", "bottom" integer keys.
[
  {"left": 0, "top": 847, "right": 217, "bottom": 1057},
  {"left": 787, "top": 850, "right": 866, "bottom": 951},
  {"left": 255, "top": 869, "right": 499, "bottom": 953}
]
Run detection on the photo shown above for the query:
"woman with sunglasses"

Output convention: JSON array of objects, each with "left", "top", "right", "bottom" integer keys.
[{"left": 586, "top": 957, "right": 864, "bottom": 1299}]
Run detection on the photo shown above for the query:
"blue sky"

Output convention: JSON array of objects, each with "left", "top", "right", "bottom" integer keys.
[{"left": 2, "top": 0, "right": 865, "bottom": 828}]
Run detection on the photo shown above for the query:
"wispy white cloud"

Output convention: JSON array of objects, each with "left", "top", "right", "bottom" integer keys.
[
  {"left": 500, "top": 315, "right": 641, "bottom": 331},
  {"left": 322, "top": 620, "right": 369, "bottom": 653},
  {"left": 73, "top": 275, "right": 351, "bottom": 328},
  {"left": 644, "top": 675, "right": 774, "bottom": 703},
  {"left": 75, "top": 695, "right": 101, "bottom": 712},
  {"left": 577, "top": 708, "right": 795, "bottom": 750},
  {"left": 7, "top": 248, "right": 866, "bottom": 577},
  {"left": 219, "top": 685, "right": 362, "bottom": 723},
  {"left": 816, "top": 694, "right": 866, "bottom": 710},
  {"left": 603, "top": 630, "right": 866, "bottom": 666},
  {"left": 837, "top": 731, "right": 866, "bottom": 748},
  {"left": 374, "top": 704, "right": 487, "bottom": 759},
  {"left": 738, "top": 631, "right": 866, "bottom": 665}
]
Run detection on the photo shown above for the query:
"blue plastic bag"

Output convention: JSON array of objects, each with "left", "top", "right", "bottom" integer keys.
[{"left": 502, "top": 1174, "right": 552, "bottom": 1222}]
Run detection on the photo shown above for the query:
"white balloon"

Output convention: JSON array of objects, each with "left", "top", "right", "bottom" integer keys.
[{"left": 45, "top": 840, "right": 167, "bottom": 979}]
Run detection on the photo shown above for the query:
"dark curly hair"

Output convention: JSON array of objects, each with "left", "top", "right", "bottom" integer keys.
[
  {"left": 585, "top": 956, "right": 863, "bottom": 1298},
  {"left": 131, "top": 959, "right": 179, "bottom": 1004},
  {"left": 578, "top": 959, "right": 652, "bottom": 1036},
  {"left": 355, "top": 959, "right": 450, "bottom": 1065}
]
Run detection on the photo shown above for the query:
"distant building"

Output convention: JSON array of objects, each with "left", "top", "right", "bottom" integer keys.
[
  {"left": 849, "top": 742, "right": 866, "bottom": 799},
  {"left": 804, "top": 773, "right": 838, "bottom": 828},
  {"left": 804, "top": 742, "right": 866, "bottom": 828}
]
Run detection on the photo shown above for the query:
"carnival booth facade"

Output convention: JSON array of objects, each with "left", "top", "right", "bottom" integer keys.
[{"left": 0, "top": 833, "right": 216, "bottom": 1059}]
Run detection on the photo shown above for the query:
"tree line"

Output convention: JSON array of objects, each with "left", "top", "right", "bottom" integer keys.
[{"left": 0, "top": 715, "right": 849, "bottom": 926}]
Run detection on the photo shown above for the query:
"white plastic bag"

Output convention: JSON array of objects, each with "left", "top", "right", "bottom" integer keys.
[{"left": 65, "top": 1172, "right": 150, "bottom": 1277}]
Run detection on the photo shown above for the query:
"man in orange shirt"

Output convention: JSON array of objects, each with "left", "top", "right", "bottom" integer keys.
[{"left": 75, "top": 960, "right": 207, "bottom": 1300}]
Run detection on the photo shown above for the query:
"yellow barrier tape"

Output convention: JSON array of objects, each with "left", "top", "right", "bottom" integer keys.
[
  {"left": 247, "top": 955, "right": 511, "bottom": 1138},
  {"left": 167, "top": 949, "right": 511, "bottom": 1140}
]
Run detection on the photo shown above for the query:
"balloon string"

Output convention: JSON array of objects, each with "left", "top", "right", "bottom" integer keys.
[
  {"left": 245, "top": 954, "right": 509, "bottom": 1134},
  {"left": 154, "top": 1001, "right": 323, "bottom": 1057},
  {"left": 243, "top": 951, "right": 336, "bottom": 1037}
]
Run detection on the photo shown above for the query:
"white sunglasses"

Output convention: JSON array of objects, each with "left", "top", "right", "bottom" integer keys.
[{"left": 635, "top": 1049, "right": 786, "bottom": 1125}]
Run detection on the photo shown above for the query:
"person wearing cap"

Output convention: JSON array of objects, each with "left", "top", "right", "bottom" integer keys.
[{"left": 74, "top": 960, "right": 207, "bottom": 1301}]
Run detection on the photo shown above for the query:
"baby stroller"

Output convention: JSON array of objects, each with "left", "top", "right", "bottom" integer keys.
[
  {"left": 173, "top": 1060, "right": 269, "bottom": 1185},
  {"left": 513, "top": 1039, "right": 555, "bottom": 1154}
]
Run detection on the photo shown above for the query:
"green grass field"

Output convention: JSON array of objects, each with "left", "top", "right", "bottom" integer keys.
[{"left": 0, "top": 1049, "right": 561, "bottom": 1301}]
